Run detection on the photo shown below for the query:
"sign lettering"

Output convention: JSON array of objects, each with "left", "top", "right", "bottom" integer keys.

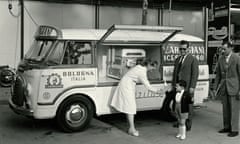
[
  {"left": 162, "top": 43, "right": 206, "bottom": 64},
  {"left": 63, "top": 70, "right": 95, "bottom": 82},
  {"left": 35, "top": 26, "right": 60, "bottom": 38},
  {"left": 39, "top": 27, "right": 53, "bottom": 36}
]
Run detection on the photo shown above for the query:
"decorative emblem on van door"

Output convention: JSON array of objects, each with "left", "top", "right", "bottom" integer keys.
[{"left": 45, "top": 73, "right": 63, "bottom": 88}]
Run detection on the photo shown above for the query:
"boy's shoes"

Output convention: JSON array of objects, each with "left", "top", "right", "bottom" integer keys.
[
  {"left": 180, "top": 135, "right": 186, "bottom": 140},
  {"left": 227, "top": 132, "right": 239, "bottom": 137},
  {"left": 218, "top": 128, "right": 231, "bottom": 133},
  {"left": 176, "top": 134, "right": 181, "bottom": 138},
  {"left": 176, "top": 134, "right": 185, "bottom": 140}
]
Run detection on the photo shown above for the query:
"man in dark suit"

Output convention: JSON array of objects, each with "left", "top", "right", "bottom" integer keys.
[
  {"left": 171, "top": 40, "right": 199, "bottom": 131},
  {"left": 214, "top": 41, "right": 240, "bottom": 137}
]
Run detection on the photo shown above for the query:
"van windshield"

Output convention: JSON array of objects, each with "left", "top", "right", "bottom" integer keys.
[{"left": 25, "top": 40, "right": 54, "bottom": 62}]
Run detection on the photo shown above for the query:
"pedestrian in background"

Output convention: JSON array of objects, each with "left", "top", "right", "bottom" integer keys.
[
  {"left": 214, "top": 41, "right": 240, "bottom": 137},
  {"left": 171, "top": 40, "right": 199, "bottom": 131},
  {"left": 174, "top": 80, "right": 193, "bottom": 140},
  {"left": 110, "top": 59, "right": 159, "bottom": 137}
]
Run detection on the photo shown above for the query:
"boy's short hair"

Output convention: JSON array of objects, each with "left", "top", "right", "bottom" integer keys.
[{"left": 178, "top": 80, "right": 187, "bottom": 88}]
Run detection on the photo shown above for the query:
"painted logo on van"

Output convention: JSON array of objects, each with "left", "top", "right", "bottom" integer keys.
[
  {"left": 62, "top": 70, "right": 95, "bottom": 82},
  {"left": 45, "top": 73, "right": 63, "bottom": 88}
]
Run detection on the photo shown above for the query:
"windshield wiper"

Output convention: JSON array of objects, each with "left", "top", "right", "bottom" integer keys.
[
  {"left": 46, "top": 60, "right": 59, "bottom": 66},
  {"left": 26, "top": 58, "right": 40, "bottom": 63}
]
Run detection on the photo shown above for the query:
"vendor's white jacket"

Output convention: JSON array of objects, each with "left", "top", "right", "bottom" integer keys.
[{"left": 110, "top": 65, "right": 158, "bottom": 114}]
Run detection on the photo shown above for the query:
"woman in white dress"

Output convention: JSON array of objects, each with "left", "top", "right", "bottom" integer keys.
[{"left": 110, "top": 59, "right": 159, "bottom": 136}]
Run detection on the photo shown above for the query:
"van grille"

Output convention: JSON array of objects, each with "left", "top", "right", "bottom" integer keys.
[{"left": 12, "top": 76, "right": 25, "bottom": 106}]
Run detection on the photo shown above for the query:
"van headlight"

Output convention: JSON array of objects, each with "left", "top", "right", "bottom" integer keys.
[{"left": 0, "top": 67, "right": 16, "bottom": 87}]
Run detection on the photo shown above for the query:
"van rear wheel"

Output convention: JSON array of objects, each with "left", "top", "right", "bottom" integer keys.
[{"left": 56, "top": 95, "right": 94, "bottom": 132}]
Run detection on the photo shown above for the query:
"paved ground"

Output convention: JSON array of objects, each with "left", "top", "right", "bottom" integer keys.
[
  {"left": 98, "top": 100, "right": 240, "bottom": 144},
  {"left": 0, "top": 87, "right": 10, "bottom": 104},
  {"left": 0, "top": 104, "right": 148, "bottom": 144},
  {"left": 0, "top": 100, "right": 239, "bottom": 144}
]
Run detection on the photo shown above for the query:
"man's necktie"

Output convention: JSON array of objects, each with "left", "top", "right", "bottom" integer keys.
[
  {"left": 176, "top": 56, "right": 183, "bottom": 82},
  {"left": 178, "top": 56, "right": 184, "bottom": 70}
]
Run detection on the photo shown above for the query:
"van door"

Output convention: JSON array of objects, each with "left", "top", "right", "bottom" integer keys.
[{"left": 38, "top": 41, "right": 97, "bottom": 105}]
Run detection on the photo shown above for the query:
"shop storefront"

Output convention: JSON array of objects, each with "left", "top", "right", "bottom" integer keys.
[{"left": 206, "top": 0, "right": 240, "bottom": 76}]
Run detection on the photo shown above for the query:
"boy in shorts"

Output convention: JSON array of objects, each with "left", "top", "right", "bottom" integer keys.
[{"left": 174, "top": 80, "right": 193, "bottom": 140}]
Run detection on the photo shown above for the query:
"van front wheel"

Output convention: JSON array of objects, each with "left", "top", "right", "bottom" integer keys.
[{"left": 56, "top": 95, "right": 94, "bottom": 132}]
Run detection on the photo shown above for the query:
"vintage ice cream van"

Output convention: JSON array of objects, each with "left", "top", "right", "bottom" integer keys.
[{"left": 6, "top": 25, "right": 209, "bottom": 132}]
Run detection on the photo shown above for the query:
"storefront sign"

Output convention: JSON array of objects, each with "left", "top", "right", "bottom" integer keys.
[
  {"left": 208, "top": 40, "right": 223, "bottom": 47},
  {"left": 208, "top": 26, "right": 228, "bottom": 40},
  {"left": 207, "top": 0, "right": 229, "bottom": 42},
  {"left": 207, "top": 0, "right": 229, "bottom": 73},
  {"left": 215, "top": 9, "right": 228, "bottom": 17},
  {"left": 194, "top": 81, "right": 209, "bottom": 104}
]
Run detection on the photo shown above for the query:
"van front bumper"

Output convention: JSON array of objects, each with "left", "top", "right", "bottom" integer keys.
[{"left": 9, "top": 99, "right": 33, "bottom": 117}]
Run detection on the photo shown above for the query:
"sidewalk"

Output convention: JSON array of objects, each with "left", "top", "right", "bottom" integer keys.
[{"left": 203, "top": 99, "right": 222, "bottom": 114}]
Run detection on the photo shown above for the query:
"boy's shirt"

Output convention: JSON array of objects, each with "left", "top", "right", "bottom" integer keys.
[{"left": 175, "top": 89, "right": 184, "bottom": 103}]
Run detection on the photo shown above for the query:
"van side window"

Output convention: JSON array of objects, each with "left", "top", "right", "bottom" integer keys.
[{"left": 63, "top": 41, "right": 92, "bottom": 65}]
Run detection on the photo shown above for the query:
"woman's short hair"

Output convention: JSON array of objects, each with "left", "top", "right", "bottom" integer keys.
[
  {"left": 178, "top": 80, "right": 187, "bottom": 88},
  {"left": 137, "top": 58, "right": 158, "bottom": 67}
]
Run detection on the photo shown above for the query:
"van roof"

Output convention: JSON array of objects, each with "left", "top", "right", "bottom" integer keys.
[{"left": 60, "top": 29, "right": 203, "bottom": 42}]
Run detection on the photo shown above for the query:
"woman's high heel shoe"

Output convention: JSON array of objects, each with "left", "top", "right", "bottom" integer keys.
[{"left": 128, "top": 129, "right": 139, "bottom": 137}]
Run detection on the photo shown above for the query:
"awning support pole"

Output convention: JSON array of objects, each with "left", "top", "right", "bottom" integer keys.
[{"left": 20, "top": 0, "right": 24, "bottom": 59}]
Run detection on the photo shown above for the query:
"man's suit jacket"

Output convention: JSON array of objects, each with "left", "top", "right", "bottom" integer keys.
[
  {"left": 172, "top": 54, "right": 199, "bottom": 90},
  {"left": 214, "top": 53, "right": 240, "bottom": 99}
]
